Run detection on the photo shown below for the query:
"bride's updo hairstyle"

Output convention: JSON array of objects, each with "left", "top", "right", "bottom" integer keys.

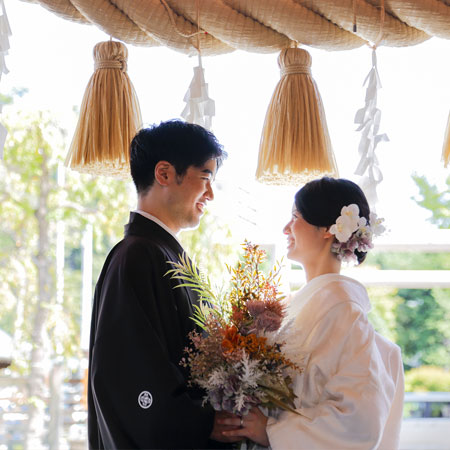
[{"left": 294, "top": 177, "right": 371, "bottom": 264}]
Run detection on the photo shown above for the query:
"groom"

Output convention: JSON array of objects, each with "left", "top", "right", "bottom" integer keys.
[{"left": 88, "top": 120, "right": 237, "bottom": 449}]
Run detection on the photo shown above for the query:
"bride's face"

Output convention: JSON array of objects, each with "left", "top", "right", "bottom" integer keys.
[{"left": 283, "top": 205, "right": 326, "bottom": 264}]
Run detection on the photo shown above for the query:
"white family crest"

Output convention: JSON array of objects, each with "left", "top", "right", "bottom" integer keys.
[{"left": 138, "top": 390, "right": 153, "bottom": 409}]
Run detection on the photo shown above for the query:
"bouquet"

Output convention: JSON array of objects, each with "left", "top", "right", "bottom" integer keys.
[{"left": 167, "top": 242, "right": 301, "bottom": 417}]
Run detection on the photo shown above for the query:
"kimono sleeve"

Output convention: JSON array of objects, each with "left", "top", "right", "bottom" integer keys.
[
  {"left": 88, "top": 242, "right": 214, "bottom": 449},
  {"left": 267, "top": 301, "right": 399, "bottom": 450}
]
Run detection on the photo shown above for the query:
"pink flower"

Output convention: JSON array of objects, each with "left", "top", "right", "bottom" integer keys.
[
  {"left": 255, "top": 310, "right": 283, "bottom": 333},
  {"left": 247, "top": 300, "right": 266, "bottom": 317}
]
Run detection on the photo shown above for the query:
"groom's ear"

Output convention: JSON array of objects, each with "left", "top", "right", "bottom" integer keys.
[{"left": 154, "top": 161, "right": 174, "bottom": 186}]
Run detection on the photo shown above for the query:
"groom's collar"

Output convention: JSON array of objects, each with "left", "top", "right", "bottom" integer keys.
[
  {"left": 124, "top": 211, "right": 184, "bottom": 252},
  {"left": 133, "top": 209, "right": 181, "bottom": 244}
]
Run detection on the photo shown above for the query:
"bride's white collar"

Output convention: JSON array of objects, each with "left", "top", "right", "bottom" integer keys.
[{"left": 285, "top": 273, "right": 370, "bottom": 321}]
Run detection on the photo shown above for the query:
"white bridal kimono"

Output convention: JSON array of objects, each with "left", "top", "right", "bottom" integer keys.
[{"left": 266, "top": 274, "right": 404, "bottom": 450}]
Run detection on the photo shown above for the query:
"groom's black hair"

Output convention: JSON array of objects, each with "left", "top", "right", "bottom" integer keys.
[
  {"left": 130, "top": 120, "right": 226, "bottom": 194},
  {"left": 294, "top": 177, "right": 371, "bottom": 264}
]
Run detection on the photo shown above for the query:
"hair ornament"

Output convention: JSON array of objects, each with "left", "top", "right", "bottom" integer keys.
[{"left": 329, "top": 204, "right": 385, "bottom": 264}]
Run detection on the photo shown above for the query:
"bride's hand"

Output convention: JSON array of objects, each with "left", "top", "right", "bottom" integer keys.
[{"left": 220, "top": 407, "right": 270, "bottom": 447}]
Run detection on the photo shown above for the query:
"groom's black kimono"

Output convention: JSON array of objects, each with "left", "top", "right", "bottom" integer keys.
[{"left": 88, "top": 212, "right": 214, "bottom": 449}]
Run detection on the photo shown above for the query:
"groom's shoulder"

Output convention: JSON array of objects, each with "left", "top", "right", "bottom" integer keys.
[{"left": 101, "top": 235, "right": 175, "bottom": 275}]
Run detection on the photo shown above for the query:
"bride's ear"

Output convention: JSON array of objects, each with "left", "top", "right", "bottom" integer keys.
[{"left": 323, "top": 228, "right": 334, "bottom": 240}]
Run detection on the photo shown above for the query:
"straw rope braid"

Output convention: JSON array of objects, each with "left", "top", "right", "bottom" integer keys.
[
  {"left": 226, "top": 0, "right": 364, "bottom": 50},
  {"left": 195, "top": 0, "right": 201, "bottom": 53},
  {"left": 387, "top": 0, "right": 450, "bottom": 40},
  {"left": 167, "top": 0, "right": 292, "bottom": 53},
  {"left": 159, "top": 0, "right": 220, "bottom": 54},
  {"left": 296, "top": 0, "right": 430, "bottom": 47},
  {"left": 21, "top": 0, "right": 450, "bottom": 54},
  {"left": 32, "top": 0, "right": 90, "bottom": 24},
  {"left": 160, "top": 0, "right": 204, "bottom": 39},
  {"left": 71, "top": 0, "right": 157, "bottom": 47},
  {"left": 370, "top": 0, "right": 386, "bottom": 50},
  {"left": 124, "top": 0, "right": 232, "bottom": 55}
]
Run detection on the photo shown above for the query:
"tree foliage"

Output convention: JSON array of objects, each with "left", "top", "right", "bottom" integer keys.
[
  {"left": 412, "top": 173, "right": 450, "bottom": 229},
  {"left": 363, "top": 172, "right": 450, "bottom": 372},
  {"left": 367, "top": 251, "right": 450, "bottom": 370},
  {"left": 367, "top": 286, "right": 401, "bottom": 343},
  {"left": 395, "top": 288, "right": 450, "bottom": 369},
  {"left": 0, "top": 109, "right": 131, "bottom": 369},
  {"left": 405, "top": 366, "right": 450, "bottom": 392},
  {"left": 0, "top": 107, "right": 133, "bottom": 447}
]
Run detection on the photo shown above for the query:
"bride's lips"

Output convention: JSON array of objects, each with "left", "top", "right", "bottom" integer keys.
[{"left": 286, "top": 238, "right": 294, "bottom": 249}]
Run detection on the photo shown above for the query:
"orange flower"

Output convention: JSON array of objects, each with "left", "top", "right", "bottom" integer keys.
[
  {"left": 221, "top": 325, "right": 240, "bottom": 352},
  {"left": 238, "top": 333, "right": 267, "bottom": 357}
]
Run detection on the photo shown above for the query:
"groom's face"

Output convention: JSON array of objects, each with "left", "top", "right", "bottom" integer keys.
[{"left": 168, "top": 158, "right": 217, "bottom": 231}]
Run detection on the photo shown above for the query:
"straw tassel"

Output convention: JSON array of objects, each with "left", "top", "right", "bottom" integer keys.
[
  {"left": 442, "top": 112, "right": 450, "bottom": 168},
  {"left": 65, "top": 40, "right": 142, "bottom": 178},
  {"left": 256, "top": 48, "right": 338, "bottom": 185}
]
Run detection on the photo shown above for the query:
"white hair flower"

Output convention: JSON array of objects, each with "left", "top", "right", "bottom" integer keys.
[
  {"left": 329, "top": 217, "right": 355, "bottom": 243},
  {"left": 370, "top": 212, "right": 386, "bottom": 236},
  {"left": 329, "top": 204, "right": 361, "bottom": 243},
  {"left": 340, "top": 204, "right": 360, "bottom": 227},
  {"left": 329, "top": 204, "right": 385, "bottom": 265}
]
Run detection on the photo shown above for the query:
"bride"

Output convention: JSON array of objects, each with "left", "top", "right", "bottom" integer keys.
[{"left": 221, "top": 177, "right": 404, "bottom": 449}]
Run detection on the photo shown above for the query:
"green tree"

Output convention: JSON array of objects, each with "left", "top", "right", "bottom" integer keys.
[
  {"left": 404, "top": 366, "right": 450, "bottom": 392},
  {"left": 0, "top": 108, "right": 131, "bottom": 448},
  {"left": 367, "top": 250, "right": 450, "bottom": 370},
  {"left": 407, "top": 174, "right": 450, "bottom": 369},
  {"left": 413, "top": 173, "right": 450, "bottom": 228},
  {"left": 367, "top": 286, "right": 401, "bottom": 343},
  {"left": 395, "top": 289, "right": 450, "bottom": 369},
  {"left": 366, "top": 251, "right": 450, "bottom": 271}
]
